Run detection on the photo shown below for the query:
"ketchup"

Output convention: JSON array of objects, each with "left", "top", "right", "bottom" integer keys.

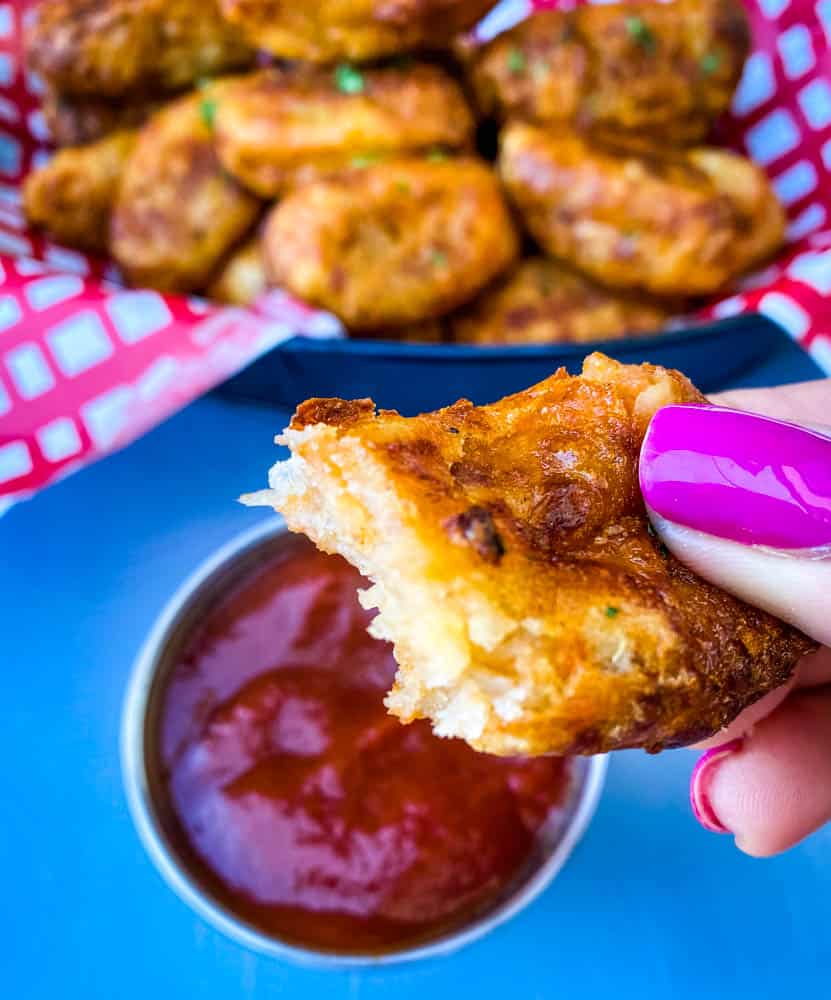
[{"left": 158, "top": 540, "right": 571, "bottom": 953}]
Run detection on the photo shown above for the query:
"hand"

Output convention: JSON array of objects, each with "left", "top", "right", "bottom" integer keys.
[{"left": 639, "top": 377, "right": 831, "bottom": 857}]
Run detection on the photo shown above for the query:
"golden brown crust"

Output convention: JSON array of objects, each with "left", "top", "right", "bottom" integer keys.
[
  {"left": 219, "top": 0, "right": 494, "bottom": 63},
  {"left": 41, "top": 89, "right": 161, "bottom": 147},
  {"left": 499, "top": 124, "right": 785, "bottom": 296},
  {"left": 458, "top": 10, "right": 587, "bottom": 128},
  {"left": 214, "top": 64, "right": 475, "bottom": 197},
  {"left": 450, "top": 258, "right": 677, "bottom": 345},
  {"left": 23, "top": 130, "right": 137, "bottom": 252},
  {"left": 110, "top": 90, "right": 260, "bottom": 292},
  {"left": 688, "top": 146, "right": 789, "bottom": 275},
  {"left": 462, "top": 0, "right": 748, "bottom": 144},
  {"left": 292, "top": 396, "right": 377, "bottom": 430},
  {"left": 247, "top": 355, "right": 814, "bottom": 756},
  {"left": 262, "top": 157, "right": 520, "bottom": 330},
  {"left": 575, "top": 0, "right": 749, "bottom": 142},
  {"left": 207, "top": 235, "right": 269, "bottom": 305},
  {"left": 26, "top": 0, "right": 253, "bottom": 99}
]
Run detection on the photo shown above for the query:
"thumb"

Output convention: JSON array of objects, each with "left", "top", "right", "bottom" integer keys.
[
  {"left": 639, "top": 396, "right": 831, "bottom": 647},
  {"left": 640, "top": 389, "right": 831, "bottom": 857}
]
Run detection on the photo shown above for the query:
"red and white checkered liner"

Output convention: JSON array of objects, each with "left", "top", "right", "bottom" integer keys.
[{"left": 0, "top": 0, "right": 830, "bottom": 509}]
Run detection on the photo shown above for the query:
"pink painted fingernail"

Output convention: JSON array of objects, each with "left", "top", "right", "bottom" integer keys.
[
  {"left": 690, "top": 739, "right": 742, "bottom": 834},
  {"left": 639, "top": 404, "right": 831, "bottom": 550}
]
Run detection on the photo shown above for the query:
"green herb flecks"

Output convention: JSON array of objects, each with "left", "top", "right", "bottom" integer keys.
[
  {"left": 699, "top": 51, "right": 722, "bottom": 76},
  {"left": 431, "top": 249, "right": 449, "bottom": 268},
  {"left": 334, "top": 63, "right": 365, "bottom": 94},
  {"left": 605, "top": 606, "right": 620, "bottom": 618},
  {"left": 625, "top": 16, "right": 657, "bottom": 54},
  {"left": 426, "top": 147, "right": 449, "bottom": 162},
  {"left": 197, "top": 78, "right": 218, "bottom": 130},
  {"left": 395, "top": 179, "right": 412, "bottom": 195},
  {"left": 351, "top": 152, "right": 383, "bottom": 168},
  {"left": 200, "top": 97, "right": 217, "bottom": 130},
  {"left": 507, "top": 47, "right": 527, "bottom": 75}
]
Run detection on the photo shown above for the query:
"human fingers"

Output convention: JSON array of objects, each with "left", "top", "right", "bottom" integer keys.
[
  {"left": 690, "top": 687, "right": 831, "bottom": 856},
  {"left": 639, "top": 398, "right": 831, "bottom": 644}
]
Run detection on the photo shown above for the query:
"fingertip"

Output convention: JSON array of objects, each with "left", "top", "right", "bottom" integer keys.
[
  {"left": 691, "top": 689, "right": 831, "bottom": 857},
  {"left": 639, "top": 403, "right": 831, "bottom": 550},
  {"left": 733, "top": 836, "right": 776, "bottom": 860},
  {"left": 690, "top": 741, "right": 741, "bottom": 834}
]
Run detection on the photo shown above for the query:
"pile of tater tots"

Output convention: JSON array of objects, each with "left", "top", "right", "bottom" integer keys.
[{"left": 23, "top": 0, "right": 784, "bottom": 344}]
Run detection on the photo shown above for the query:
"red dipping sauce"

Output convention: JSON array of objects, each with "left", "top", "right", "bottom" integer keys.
[{"left": 158, "top": 540, "right": 572, "bottom": 954}]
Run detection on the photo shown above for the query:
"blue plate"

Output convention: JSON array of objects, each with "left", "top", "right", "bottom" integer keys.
[{"left": 220, "top": 312, "right": 785, "bottom": 413}]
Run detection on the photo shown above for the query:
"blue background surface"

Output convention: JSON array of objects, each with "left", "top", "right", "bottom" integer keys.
[{"left": 3, "top": 337, "right": 830, "bottom": 999}]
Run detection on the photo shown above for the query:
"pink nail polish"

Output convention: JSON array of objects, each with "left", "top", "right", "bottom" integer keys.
[
  {"left": 690, "top": 740, "right": 742, "bottom": 834},
  {"left": 639, "top": 403, "right": 831, "bottom": 550}
]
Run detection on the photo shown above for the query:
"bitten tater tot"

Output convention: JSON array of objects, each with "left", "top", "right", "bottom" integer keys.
[{"left": 242, "top": 354, "right": 814, "bottom": 756}]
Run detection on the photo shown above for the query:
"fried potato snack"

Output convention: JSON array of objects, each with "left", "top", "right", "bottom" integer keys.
[
  {"left": 219, "top": 0, "right": 494, "bottom": 63},
  {"left": 577, "top": 0, "right": 748, "bottom": 142},
  {"left": 242, "top": 355, "right": 813, "bottom": 756},
  {"left": 41, "top": 89, "right": 161, "bottom": 147},
  {"left": 27, "top": 0, "right": 253, "bottom": 99},
  {"left": 463, "top": 0, "right": 748, "bottom": 144},
  {"left": 23, "top": 130, "right": 137, "bottom": 252},
  {"left": 499, "top": 125, "right": 785, "bottom": 296},
  {"left": 111, "top": 91, "right": 260, "bottom": 292},
  {"left": 214, "top": 65, "right": 474, "bottom": 197},
  {"left": 263, "top": 158, "right": 519, "bottom": 330},
  {"left": 450, "top": 259, "right": 676, "bottom": 345}
]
